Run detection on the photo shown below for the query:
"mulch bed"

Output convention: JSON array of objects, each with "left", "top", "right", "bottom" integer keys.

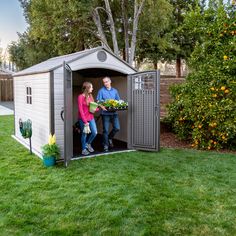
[
  {"left": 160, "top": 123, "right": 236, "bottom": 154},
  {"left": 160, "top": 132, "right": 190, "bottom": 149}
]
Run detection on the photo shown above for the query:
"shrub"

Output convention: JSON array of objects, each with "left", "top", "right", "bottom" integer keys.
[{"left": 167, "top": 3, "right": 236, "bottom": 150}]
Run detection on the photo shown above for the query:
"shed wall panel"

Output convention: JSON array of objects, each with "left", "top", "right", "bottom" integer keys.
[{"left": 14, "top": 73, "right": 50, "bottom": 155}]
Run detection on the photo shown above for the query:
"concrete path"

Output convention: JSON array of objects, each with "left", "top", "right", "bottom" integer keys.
[{"left": 0, "top": 101, "right": 14, "bottom": 115}]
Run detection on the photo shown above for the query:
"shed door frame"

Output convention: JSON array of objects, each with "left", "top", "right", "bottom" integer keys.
[
  {"left": 127, "top": 70, "right": 160, "bottom": 151},
  {"left": 63, "top": 61, "right": 73, "bottom": 166}
]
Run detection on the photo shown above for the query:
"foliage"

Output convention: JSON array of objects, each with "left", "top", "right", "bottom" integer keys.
[
  {"left": 9, "top": 0, "right": 173, "bottom": 69},
  {"left": 98, "top": 99, "right": 128, "bottom": 109},
  {"left": 135, "top": 0, "right": 173, "bottom": 67},
  {"left": 8, "top": 32, "right": 57, "bottom": 70},
  {"left": 167, "top": 2, "right": 236, "bottom": 150},
  {"left": 157, "top": 0, "right": 206, "bottom": 76},
  {"left": 1, "top": 116, "right": 236, "bottom": 235},
  {"left": 41, "top": 134, "right": 60, "bottom": 159},
  {"left": 9, "top": 0, "right": 97, "bottom": 69}
]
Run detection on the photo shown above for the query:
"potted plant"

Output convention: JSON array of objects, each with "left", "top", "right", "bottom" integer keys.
[{"left": 41, "top": 134, "right": 60, "bottom": 167}]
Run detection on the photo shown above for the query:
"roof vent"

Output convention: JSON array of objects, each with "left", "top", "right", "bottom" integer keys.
[{"left": 97, "top": 51, "right": 107, "bottom": 62}]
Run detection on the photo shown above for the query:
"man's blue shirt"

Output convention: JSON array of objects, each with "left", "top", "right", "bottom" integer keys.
[{"left": 97, "top": 87, "right": 120, "bottom": 115}]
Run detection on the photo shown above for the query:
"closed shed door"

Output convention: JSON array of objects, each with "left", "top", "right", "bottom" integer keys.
[{"left": 128, "top": 71, "right": 160, "bottom": 151}]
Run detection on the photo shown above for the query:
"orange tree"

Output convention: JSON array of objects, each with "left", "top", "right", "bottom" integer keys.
[{"left": 167, "top": 1, "right": 236, "bottom": 150}]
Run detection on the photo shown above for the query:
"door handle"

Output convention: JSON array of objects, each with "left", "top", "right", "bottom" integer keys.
[{"left": 61, "top": 108, "right": 64, "bottom": 121}]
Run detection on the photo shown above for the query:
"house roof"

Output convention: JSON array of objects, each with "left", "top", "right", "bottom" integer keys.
[
  {"left": 13, "top": 47, "right": 136, "bottom": 77},
  {"left": 0, "top": 68, "right": 13, "bottom": 75}
]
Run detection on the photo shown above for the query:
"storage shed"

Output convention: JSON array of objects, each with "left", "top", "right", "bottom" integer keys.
[{"left": 13, "top": 47, "right": 160, "bottom": 166}]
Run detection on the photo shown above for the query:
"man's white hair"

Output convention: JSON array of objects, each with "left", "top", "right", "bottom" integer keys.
[{"left": 103, "top": 76, "right": 111, "bottom": 82}]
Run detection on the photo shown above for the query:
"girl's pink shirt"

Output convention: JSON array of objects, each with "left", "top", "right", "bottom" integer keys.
[{"left": 78, "top": 94, "right": 98, "bottom": 123}]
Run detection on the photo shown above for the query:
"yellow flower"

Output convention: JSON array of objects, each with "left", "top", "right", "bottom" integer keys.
[
  {"left": 48, "top": 134, "right": 53, "bottom": 145},
  {"left": 210, "top": 87, "right": 215, "bottom": 91},
  {"left": 52, "top": 134, "right": 56, "bottom": 144},
  {"left": 224, "top": 89, "right": 230, "bottom": 94},
  {"left": 223, "top": 55, "right": 228, "bottom": 60},
  {"left": 48, "top": 134, "right": 56, "bottom": 145},
  {"left": 220, "top": 86, "right": 226, "bottom": 91}
]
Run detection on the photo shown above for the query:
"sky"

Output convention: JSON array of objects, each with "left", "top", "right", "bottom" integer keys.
[{"left": 0, "top": 0, "right": 27, "bottom": 56}]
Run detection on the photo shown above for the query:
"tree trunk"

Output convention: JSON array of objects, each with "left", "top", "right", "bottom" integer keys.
[
  {"left": 129, "top": 0, "right": 145, "bottom": 66},
  {"left": 121, "top": 0, "right": 129, "bottom": 63},
  {"left": 153, "top": 62, "right": 158, "bottom": 70},
  {"left": 122, "top": 47, "right": 126, "bottom": 61},
  {"left": 92, "top": 8, "right": 110, "bottom": 49},
  {"left": 104, "top": 0, "right": 119, "bottom": 56},
  {"left": 176, "top": 56, "right": 181, "bottom": 78}
]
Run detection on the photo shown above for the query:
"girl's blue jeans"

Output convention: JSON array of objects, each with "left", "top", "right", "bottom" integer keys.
[{"left": 78, "top": 119, "right": 97, "bottom": 150}]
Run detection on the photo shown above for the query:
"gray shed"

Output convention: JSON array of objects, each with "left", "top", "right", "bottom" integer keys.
[{"left": 13, "top": 47, "right": 160, "bottom": 166}]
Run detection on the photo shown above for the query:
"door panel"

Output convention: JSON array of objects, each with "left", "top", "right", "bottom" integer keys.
[
  {"left": 63, "top": 62, "right": 73, "bottom": 166},
  {"left": 128, "top": 71, "right": 160, "bottom": 151}
]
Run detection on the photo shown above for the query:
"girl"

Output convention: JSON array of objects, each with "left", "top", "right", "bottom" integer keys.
[{"left": 78, "top": 82, "right": 99, "bottom": 155}]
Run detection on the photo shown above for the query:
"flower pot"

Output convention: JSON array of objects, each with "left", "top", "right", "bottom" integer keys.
[
  {"left": 43, "top": 156, "right": 56, "bottom": 167},
  {"left": 89, "top": 102, "right": 98, "bottom": 113}
]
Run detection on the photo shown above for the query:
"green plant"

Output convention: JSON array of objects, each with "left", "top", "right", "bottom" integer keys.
[
  {"left": 98, "top": 99, "right": 128, "bottom": 109},
  {"left": 167, "top": 2, "right": 236, "bottom": 150},
  {"left": 41, "top": 134, "right": 60, "bottom": 159}
]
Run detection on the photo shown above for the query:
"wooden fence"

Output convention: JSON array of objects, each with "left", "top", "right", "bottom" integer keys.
[{"left": 0, "top": 78, "right": 14, "bottom": 101}]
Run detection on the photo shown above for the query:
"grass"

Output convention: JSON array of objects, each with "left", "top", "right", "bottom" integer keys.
[{"left": 0, "top": 115, "right": 236, "bottom": 235}]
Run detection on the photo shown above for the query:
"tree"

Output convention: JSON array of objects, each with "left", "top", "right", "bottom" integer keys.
[
  {"left": 9, "top": 0, "right": 99, "bottom": 69},
  {"left": 135, "top": 0, "right": 173, "bottom": 69},
  {"left": 167, "top": 1, "right": 236, "bottom": 150},
  {"left": 164, "top": 0, "right": 204, "bottom": 77},
  {"left": 10, "top": 0, "right": 173, "bottom": 69},
  {"left": 92, "top": 0, "right": 146, "bottom": 65}
]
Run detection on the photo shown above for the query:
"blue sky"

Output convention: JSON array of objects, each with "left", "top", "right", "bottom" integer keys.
[{"left": 0, "top": 0, "right": 27, "bottom": 52}]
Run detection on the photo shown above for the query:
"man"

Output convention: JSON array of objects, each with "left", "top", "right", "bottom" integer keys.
[{"left": 97, "top": 76, "right": 120, "bottom": 152}]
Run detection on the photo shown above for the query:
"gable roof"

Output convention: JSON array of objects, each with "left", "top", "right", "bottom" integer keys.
[{"left": 13, "top": 47, "right": 136, "bottom": 77}]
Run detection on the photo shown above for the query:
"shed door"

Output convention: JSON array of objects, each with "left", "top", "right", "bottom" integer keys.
[
  {"left": 128, "top": 71, "right": 160, "bottom": 151},
  {"left": 63, "top": 62, "right": 73, "bottom": 166}
]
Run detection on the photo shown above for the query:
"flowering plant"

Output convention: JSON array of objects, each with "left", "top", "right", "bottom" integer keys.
[
  {"left": 98, "top": 99, "right": 128, "bottom": 111},
  {"left": 41, "top": 134, "right": 60, "bottom": 159}
]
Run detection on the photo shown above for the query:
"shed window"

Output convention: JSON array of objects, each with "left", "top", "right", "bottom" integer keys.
[
  {"left": 134, "top": 74, "right": 154, "bottom": 90},
  {"left": 26, "top": 87, "right": 32, "bottom": 104}
]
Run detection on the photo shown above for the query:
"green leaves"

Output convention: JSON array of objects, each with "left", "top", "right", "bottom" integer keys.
[
  {"left": 167, "top": 2, "right": 236, "bottom": 150},
  {"left": 41, "top": 143, "right": 60, "bottom": 159}
]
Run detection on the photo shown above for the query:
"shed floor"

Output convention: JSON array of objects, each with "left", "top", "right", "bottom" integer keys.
[{"left": 73, "top": 132, "right": 127, "bottom": 158}]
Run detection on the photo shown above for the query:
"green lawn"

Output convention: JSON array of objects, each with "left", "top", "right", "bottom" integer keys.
[{"left": 0, "top": 115, "right": 236, "bottom": 235}]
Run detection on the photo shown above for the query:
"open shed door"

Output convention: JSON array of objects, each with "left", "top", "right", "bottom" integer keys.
[
  {"left": 128, "top": 71, "right": 160, "bottom": 151},
  {"left": 63, "top": 62, "right": 73, "bottom": 166}
]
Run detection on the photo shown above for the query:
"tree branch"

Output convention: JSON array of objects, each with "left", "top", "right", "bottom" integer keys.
[
  {"left": 129, "top": 0, "right": 145, "bottom": 65},
  {"left": 104, "top": 0, "right": 119, "bottom": 56},
  {"left": 121, "top": 0, "right": 129, "bottom": 62},
  {"left": 92, "top": 8, "right": 110, "bottom": 50}
]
